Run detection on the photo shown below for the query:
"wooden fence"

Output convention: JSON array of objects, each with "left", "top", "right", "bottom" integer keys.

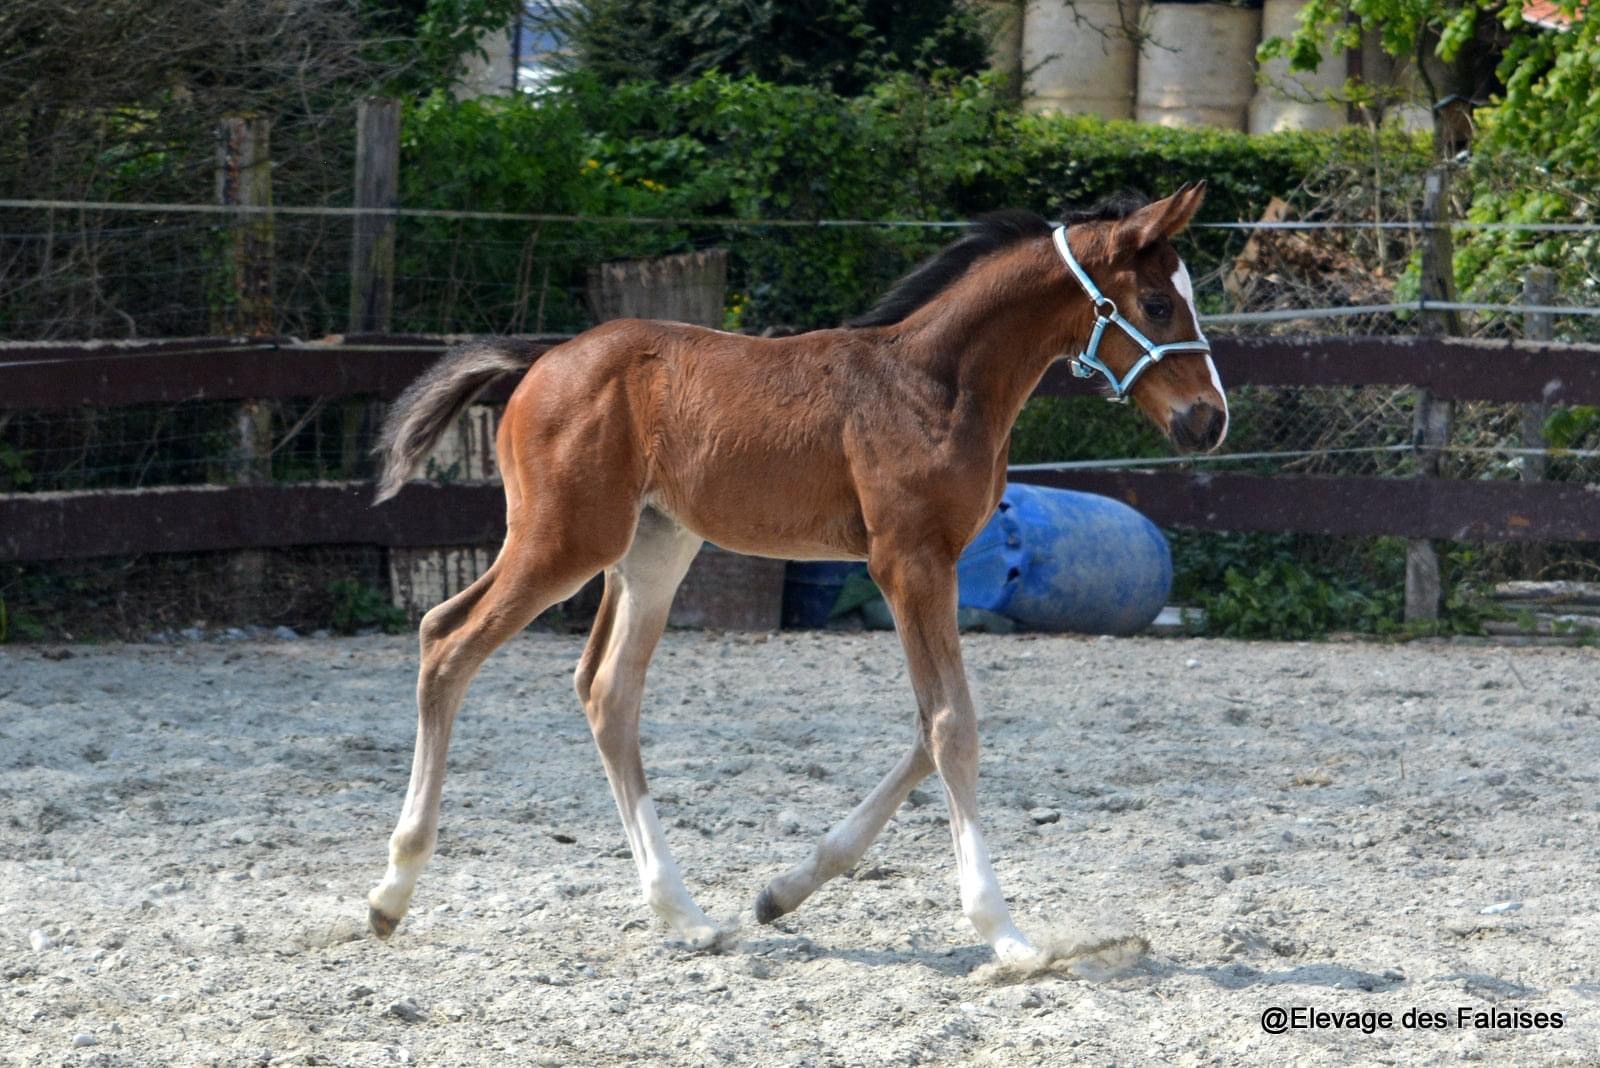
[{"left": 3, "top": 333, "right": 1600, "bottom": 567}]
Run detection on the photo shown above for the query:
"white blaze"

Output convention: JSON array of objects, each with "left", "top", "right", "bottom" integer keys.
[{"left": 1172, "top": 260, "right": 1228, "bottom": 446}]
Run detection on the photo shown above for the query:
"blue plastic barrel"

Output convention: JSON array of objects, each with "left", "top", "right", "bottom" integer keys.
[
  {"left": 782, "top": 561, "right": 868, "bottom": 628},
  {"left": 956, "top": 483, "right": 1171, "bottom": 635}
]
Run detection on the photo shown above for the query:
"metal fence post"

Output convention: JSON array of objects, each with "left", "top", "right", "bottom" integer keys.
[{"left": 1405, "top": 165, "right": 1461, "bottom": 624}]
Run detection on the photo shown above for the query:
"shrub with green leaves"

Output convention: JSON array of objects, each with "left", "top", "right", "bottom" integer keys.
[{"left": 398, "top": 71, "right": 1428, "bottom": 333}]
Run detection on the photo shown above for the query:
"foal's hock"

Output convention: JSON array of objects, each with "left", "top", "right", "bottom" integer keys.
[{"left": 366, "top": 184, "right": 1227, "bottom": 964}]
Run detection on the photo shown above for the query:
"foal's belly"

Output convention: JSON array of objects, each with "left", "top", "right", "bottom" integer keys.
[{"left": 646, "top": 449, "right": 870, "bottom": 562}]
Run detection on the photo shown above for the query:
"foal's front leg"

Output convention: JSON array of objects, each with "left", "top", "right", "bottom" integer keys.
[{"left": 875, "top": 551, "right": 1037, "bottom": 965}]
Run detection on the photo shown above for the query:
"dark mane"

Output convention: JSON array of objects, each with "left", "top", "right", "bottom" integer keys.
[
  {"left": 846, "top": 192, "right": 1151, "bottom": 329},
  {"left": 1060, "top": 189, "right": 1150, "bottom": 226},
  {"left": 847, "top": 210, "right": 1051, "bottom": 328}
]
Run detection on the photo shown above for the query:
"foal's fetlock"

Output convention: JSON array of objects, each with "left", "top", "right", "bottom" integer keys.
[
  {"left": 366, "top": 880, "right": 415, "bottom": 939},
  {"left": 367, "top": 864, "right": 423, "bottom": 940}
]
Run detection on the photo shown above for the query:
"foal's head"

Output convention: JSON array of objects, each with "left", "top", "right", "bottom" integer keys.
[{"left": 1061, "top": 182, "right": 1227, "bottom": 452}]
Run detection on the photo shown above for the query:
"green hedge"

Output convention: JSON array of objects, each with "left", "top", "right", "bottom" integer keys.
[{"left": 398, "top": 72, "right": 1431, "bottom": 332}]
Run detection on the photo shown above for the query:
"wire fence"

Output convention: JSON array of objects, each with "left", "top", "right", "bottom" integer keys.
[
  {"left": 6, "top": 202, "right": 1600, "bottom": 490},
  {"left": 5, "top": 198, "right": 1599, "bottom": 341},
  {"left": 4, "top": 201, "right": 1600, "bottom": 639}
]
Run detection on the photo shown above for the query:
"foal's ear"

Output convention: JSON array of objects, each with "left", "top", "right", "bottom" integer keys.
[{"left": 1114, "top": 181, "right": 1208, "bottom": 258}]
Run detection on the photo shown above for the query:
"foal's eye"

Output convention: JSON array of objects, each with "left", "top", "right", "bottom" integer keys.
[{"left": 1141, "top": 296, "right": 1173, "bottom": 321}]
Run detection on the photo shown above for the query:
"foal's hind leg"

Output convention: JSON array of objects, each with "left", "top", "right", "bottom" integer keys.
[
  {"left": 755, "top": 738, "right": 933, "bottom": 924},
  {"left": 574, "top": 509, "right": 722, "bottom": 947},
  {"left": 368, "top": 537, "right": 609, "bottom": 938}
]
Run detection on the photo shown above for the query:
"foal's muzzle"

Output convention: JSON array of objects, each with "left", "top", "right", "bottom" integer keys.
[{"left": 1169, "top": 401, "right": 1226, "bottom": 453}]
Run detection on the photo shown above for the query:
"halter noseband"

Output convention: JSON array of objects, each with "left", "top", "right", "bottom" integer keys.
[{"left": 1051, "top": 225, "right": 1211, "bottom": 402}]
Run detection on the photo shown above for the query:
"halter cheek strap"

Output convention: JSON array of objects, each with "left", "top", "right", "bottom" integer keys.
[{"left": 1051, "top": 225, "right": 1211, "bottom": 402}]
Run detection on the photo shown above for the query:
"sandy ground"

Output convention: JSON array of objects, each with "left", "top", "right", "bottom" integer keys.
[{"left": 2, "top": 628, "right": 1599, "bottom": 1067}]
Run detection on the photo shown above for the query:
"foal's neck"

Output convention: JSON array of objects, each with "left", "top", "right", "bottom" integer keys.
[{"left": 898, "top": 238, "right": 1093, "bottom": 444}]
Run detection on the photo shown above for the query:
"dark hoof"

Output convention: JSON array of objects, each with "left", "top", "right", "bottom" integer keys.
[
  {"left": 368, "top": 905, "right": 400, "bottom": 940},
  {"left": 754, "top": 887, "right": 787, "bottom": 926}
]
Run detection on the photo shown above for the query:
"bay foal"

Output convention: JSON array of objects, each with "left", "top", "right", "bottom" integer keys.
[{"left": 367, "top": 183, "right": 1227, "bottom": 964}]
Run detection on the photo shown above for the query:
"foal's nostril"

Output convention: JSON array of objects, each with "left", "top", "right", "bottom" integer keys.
[
  {"left": 1172, "top": 402, "right": 1224, "bottom": 452},
  {"left": 1199, "top": 404, "right": 1225, "bottom": 449}
]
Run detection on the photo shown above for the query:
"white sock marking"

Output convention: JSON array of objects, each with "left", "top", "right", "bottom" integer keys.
[{"left": 953, "top": 819, "right": 1033, "bottom": 961}]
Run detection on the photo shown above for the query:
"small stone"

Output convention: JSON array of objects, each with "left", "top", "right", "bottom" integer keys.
[
  {"left": 1028, "top": 807, "right": 1060, "bottom": 825},
  {"left": 1185, "top": 658, "right": 1201, "bottom": 668},
  {"left": 1480, "top": 900, "right": 1522, "bottom": 915},
  {"left": 28, "top": 929, "right": 53, "bottom": 952},
  {"left": 224, "top": 627, "right": 248, "bottom": 641},
  {"left": 211, "top": 923, "right": 245, "bottom": 946},
  {"left": 181, "top": 627, "right": 204, "bottom": 641},
  {"left": 311, "top": 629, "right": 332, "bottom": 640},
  {"left": 387, "top": 998, "right": 424, "bottom": 1023},
  {"left": 775, "top": 810, "right": 804, "bottom": 835},
  {"left": 272, "top": 626, "right": 298, "bottom": 640},
  {"left": 71, "top": 1034, "right": 97, "bottom": 1048}
]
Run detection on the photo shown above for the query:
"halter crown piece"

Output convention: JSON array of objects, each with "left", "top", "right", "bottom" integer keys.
[{"left": 1051, "top": 225, "right": 1211, "bottom": 403}]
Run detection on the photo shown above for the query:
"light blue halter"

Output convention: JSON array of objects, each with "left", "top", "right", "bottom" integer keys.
[{"left": 1051, "top": 225, "right": 1211, "bottom": 402}]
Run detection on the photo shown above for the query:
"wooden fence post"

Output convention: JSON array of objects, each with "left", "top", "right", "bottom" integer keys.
[
  {"left": 345, "top": 98, "right": 401, "bottom": 476},
  {"left": 216, "top": 115, "right": 275, "bottom": 599},
  {"left": 216, "top": 115, "right": 275, "bottom": 339},
  {"left": 215, "top": 116, "right": 275, "bottom": 485},
  {"left": 588, "top": 250, "right": 784, "bottom": 630},
  {"left": 350, "top": 98, "right": 400, "bottom": 334},
  {"left": 1521, "top": 266, "right": 1554, "bottom": 575},
  {"left": 1405, "top": 165, "right": 1460, "bottom": 624}
]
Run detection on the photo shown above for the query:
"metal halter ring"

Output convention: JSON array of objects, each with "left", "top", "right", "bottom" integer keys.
[{"left": 1051, "top": 225, "right": 1211, "bottom": 402}]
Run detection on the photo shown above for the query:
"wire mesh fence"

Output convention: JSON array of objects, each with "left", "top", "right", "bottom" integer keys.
[
  {"left": 4, "top": 203, "right": 1600, "bottom": 641},
  {"left": 0, "top": 546, "right": 396, "bottom": 643}
]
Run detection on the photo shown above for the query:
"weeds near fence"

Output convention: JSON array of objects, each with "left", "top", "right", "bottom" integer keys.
[{"left": 327, "top": 579, "right": 407, "bottom": 635}]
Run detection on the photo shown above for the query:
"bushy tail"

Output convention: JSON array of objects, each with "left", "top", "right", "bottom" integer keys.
[{"left": 372, "top": 338, "right": 542, "bottom": 503}]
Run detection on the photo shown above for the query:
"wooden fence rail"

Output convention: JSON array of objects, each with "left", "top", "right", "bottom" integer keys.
[{"left": 2, "top": 333, "right": 1599, "bottom": 564}]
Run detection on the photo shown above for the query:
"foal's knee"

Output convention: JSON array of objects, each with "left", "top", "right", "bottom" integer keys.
[{"left": 388, "top": 821, "right": 436, "bottom": 863}]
